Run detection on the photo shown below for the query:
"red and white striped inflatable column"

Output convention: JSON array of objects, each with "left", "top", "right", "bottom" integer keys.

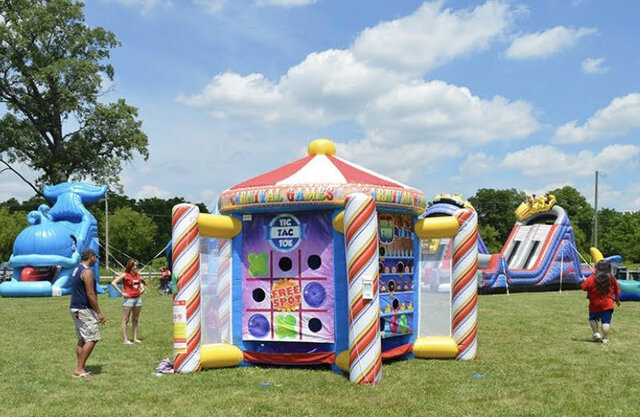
[
  {"left": 452, "top": 207, "right": 479, "bottom": 360},
  {"left": 344, "top": 193, "right": 382, "bottom": 385},
  {"left": 171, "top": 204, "right": 202, "bottom": 373}
]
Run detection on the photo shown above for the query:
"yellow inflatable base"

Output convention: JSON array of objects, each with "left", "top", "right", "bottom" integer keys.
[
  {"left": 413, "top": 337, "right": 458, "bottom": 359},
  {"left": 200, "top": 344, "right": 243, "bottom": 368},
  {"left": 335, "top": 337, "right": 458, "bottom": 373},
  {"left": 334, "top": 350, "right": 350, "bottom": 373}
]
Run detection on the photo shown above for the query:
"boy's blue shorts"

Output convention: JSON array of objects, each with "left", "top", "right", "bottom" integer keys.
[{"left": 589, "top": 309, "right": 613, "bottom": 324}]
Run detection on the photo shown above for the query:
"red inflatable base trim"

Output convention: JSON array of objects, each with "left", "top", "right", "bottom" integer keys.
[
  {"left": 243, "top": 351, "right": 335, "bottom": 365},
  {"left": 381, "top": 343, "right": 413, "bottom": 359}
]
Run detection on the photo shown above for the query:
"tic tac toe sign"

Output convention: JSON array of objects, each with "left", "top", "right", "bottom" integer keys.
[
  {"left": 243, "top": 212, "right": 334, "bottom": 344},
  {"left": 266, "top": 214, "right": 307, "bottom": 252}
]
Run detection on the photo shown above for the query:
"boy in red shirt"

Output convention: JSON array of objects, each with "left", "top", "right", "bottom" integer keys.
[{"left": 581, "top": 260, "right": 621, "bottom": 344}]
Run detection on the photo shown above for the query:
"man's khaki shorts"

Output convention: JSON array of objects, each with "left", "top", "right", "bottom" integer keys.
[{"left": 70, "top": 308, "right": 101, "bottom": 342}]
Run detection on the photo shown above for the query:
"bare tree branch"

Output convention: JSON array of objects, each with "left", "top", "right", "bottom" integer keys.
[{"left": 0, "top": 159, "right": 42, "bottom": 197}]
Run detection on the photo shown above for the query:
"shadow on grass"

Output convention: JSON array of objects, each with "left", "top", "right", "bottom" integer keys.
[
  {"left": 570, "top": 337, "right": 600, "bottom": 344},
  {"left": 85, "top": 364, "right": 104, "bottom": 375}
]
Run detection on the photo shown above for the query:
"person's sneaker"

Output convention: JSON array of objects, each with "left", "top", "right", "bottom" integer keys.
[
  {"left": 602, "top": 339, "right": 610, "bottom": 345},
  {"left": 133, "top": 339, "right": 142, "bottom": 344},
  {"left": 592, "top": 332, "right": 602, "bottom": 342},
  {"left": 123, "top": 340, "right": 134, "bottom": 345}
]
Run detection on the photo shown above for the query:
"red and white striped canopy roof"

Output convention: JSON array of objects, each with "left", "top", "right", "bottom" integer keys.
[
  {"left": 230, "top": 153, "right": 415, "bottom": 190},
  {"left": 218, "top": 139, "right": 426, "bottom": 213}
]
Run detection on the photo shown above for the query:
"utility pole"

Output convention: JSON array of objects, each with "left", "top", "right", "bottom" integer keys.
[
  {"left": 593, "top": 170, "right": 599, "bottom": 249},
  {"left": 105, "top": 190, "right": 109, "bottom": 270}
]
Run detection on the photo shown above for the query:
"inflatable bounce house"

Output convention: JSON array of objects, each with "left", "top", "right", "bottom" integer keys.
[
  {"left": 589, "top": 248, "right": 640, "bottom": 302},
  {"left": 0, "top": 182, "right": 106, "bottom": 297},
  {"left": 170, "top": 139, "right": 479, "bottom": 384},
  {"left": 478, "top": 194, "right": 587, "bottom": 293},
  {"left": 618, "top": 275, "right": 640, "bottom": 301}
]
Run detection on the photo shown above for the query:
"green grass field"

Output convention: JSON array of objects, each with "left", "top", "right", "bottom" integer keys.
[{"left": 1, "top": 287, "right": 639, "bottom": 417}]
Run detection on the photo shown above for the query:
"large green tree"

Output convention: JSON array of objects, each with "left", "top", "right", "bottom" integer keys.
[
  {"left": 478, "top": 224, "right": 502, "bottom": 254},
  {"left": 0, "top": 0, "right": 148, "bottom": 194},
  {"left": 468, "top": 188, "right": 526, "bottom": 245},
  {"left": 597, "top": 209, "right": 640, "bottom": 263},
  {"left": 0, "top": 206, "right": 27, "bottom": 261},
  {"left": 548, "top": 186, "right": 594, "bottom": 254},
  {"left": 107, "top": 207, "right": 157, "bottom": 263}
]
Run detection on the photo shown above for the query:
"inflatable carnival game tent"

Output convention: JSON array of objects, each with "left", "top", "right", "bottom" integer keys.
[
  {"left": 170, "top": 139, "right": 480, "bottom": 385},
  {"left": 478, "top": 194, "right": 586, "bottom": 293},
  {"left": 0, "top": 182, "right": 107, "bottom": 297}
]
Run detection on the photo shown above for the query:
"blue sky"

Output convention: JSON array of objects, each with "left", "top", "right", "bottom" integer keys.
[{"left": 3, "top": 0, "right": 640, "bottom": 212}]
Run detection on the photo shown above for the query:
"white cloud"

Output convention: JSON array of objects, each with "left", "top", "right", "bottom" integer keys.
[
  {"left": 279, "top": 50, "right": 404, "bottom": 122},
  {"left": 352, "top": 0, "right": 514, "bottom": 75},
  {"left": 0, "top": 161, "right": 40, "bottom": 202},
  {"left": 0, "top": 179, "right": 38, "bottom": 204},
  {"left": 177, "top": 50, "right": 404, "bottom": 125},
  {"left": 105, "top": 0, "right": 311, "bottom": 13},
  {"left": 506, "top": 26, "right": 597, "bottom": 59},
  {"left": 101, "top": 0, "right": 170, "bottom": 12},
  {"left": 594, "top": 182, "right": 624, "bottom": 210},
  {"left": 177, "top": 1, "right": 528, "bottom": 133},
  {"left": 552, "top": 93, "right": 640, "bottom": 144},
  {"left": 176, "top": 0, "right": 540, "bottom": 186},
  {"left": 528, "top": 182, "right": 575, "bottom": 198},
  {"left": 255, "top": 0, "right": 316, "bottom": 7},
  {"left": 501, "top": 144, "right": 640, "bottom": 178},
  {"left": 198, "top": 189, "right": 220, "bottom": 213},
  {"left": 178, "top": 72, "right": 538, "bottom": 144},
  {"left": 193, "top": 0, "right": 226, "bottom": 14},
  {"left": 134, "top": 185, "right": 173, "bottom": 199},
  {"left": 104, "top": 0, "right": 160, "bottom": 6},
  {"left": 629, "top": 183, "right": 640, "bottom": 212},
  {"left": 459, "top": 152, "right": 499, "bottom": 175},
  {"left": 336, "top": 137, "right": 461, "bottom": 183},
  {"left": 176, "top": 72, "right": 285, "bottom": 121},
  {"left": 582, "top": 57, "right": 609, "bottom": 74},
  {"left": 102, "top": 0, "right": 228, "bottom": 14},
  {"left": 360, "top": 80, "right": 539, "bottom": 144}
]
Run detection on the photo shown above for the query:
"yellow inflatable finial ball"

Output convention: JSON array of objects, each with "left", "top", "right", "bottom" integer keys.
[{"left": 308, "top": 138, "right": 336, "bottom": 156}]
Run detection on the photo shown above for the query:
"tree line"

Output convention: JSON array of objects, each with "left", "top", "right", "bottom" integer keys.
[
  {"left": 0, "top": 193, "right": 209, "bottom": 267},
  {"left": 469, "top": 186, "right": 640, "bottom": 264},
  {"left": 1, "top": 185, "right": 638, "bottom": 266}
]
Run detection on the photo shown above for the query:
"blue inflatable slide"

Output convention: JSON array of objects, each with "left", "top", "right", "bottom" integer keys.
[
  {"left": 478, "top": 196, "right": 589, "bottom": 293},
  {"left": 0, "top": 182, "right": 107, "bottom": 297}
]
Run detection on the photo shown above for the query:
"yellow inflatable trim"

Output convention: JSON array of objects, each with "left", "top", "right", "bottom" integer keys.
[
  {"left": 333, "top": 211, "right": 345, "bottom": 234},
  {"left": 200, "top": 344, "right": 243, "bottom": 368},
  {"left": 335, "top": 349, "right": 350, "bottom": 373},
  {"left": 197, "top": 214, "right": 242, "bottom": 238},
  {"left": 414, "top": 217, "right": 459, "bottom": 239},
  {"left": 308, "top": 138, "right": 336, "bottom": 156},
  {"left": 413, "top": 337, "right": 458, "bottom": 359},
  {"left": 590, "top": 247, "right": 604, "bottom": 264}
]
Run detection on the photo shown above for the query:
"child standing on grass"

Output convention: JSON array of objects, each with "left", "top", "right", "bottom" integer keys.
[{"left": 581, "top": 260, "right": 621, "bottom": 344}]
